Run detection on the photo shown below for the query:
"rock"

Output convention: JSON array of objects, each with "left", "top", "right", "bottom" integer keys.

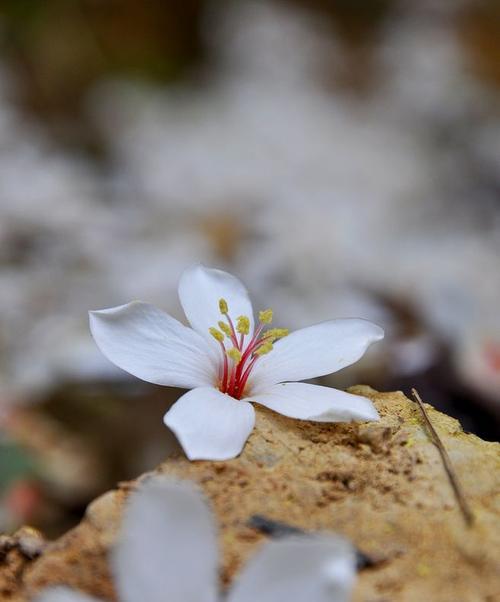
[
  {"left": 0, "top": 527, "right": 46, "bottom": 600},
  {"left": 3, "top": 387, "right": 500, "bottom": 601}
]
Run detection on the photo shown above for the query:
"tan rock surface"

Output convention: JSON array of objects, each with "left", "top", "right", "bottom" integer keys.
[{"left": 2, "top": 387, "right": 499, "bottom": 601}]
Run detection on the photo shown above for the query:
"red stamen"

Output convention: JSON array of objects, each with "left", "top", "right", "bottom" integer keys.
[
  {"left": 218, "top": 340, "right": 229, "bottom": 392},
  {"left": 237, "top": 323, "right": 264, "bottom": 370},
  {"left": 225, "top": 314, "right": 240, "bottom": 349},
  {"left": 234, "top": 335, "right": 268, "bottom": 390},
  {"left": 237, "top": 355, "right": 259, "bottom": 398},
  {"left": 227, "top": 361, "right": 238, "bottom": 397},
  {"left": 248, "top": 323, "right": 265, "bottom": 350}
]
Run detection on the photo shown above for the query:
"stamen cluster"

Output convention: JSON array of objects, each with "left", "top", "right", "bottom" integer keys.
[{"left": 209, "top": 299, "right": 288, "bottom": 399}]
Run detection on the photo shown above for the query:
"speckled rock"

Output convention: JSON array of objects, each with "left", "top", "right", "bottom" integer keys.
[{"left": 3, "top": 387, "right": 499, "bottom": 602}]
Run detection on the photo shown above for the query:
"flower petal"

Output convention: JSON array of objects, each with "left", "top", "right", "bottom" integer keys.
[
  {"left": 227, "top": 535, "right": 357, "bottom": 602},
  {"left": 164, "top": 387, "right": 255, "bottom": 460},
  {"left": 178, "top": 264, "right": 254, "bottom": 342},
  {"left": 245, "top": 382, "right": 379, "bottom": 422},
  {"left": 113, "top": 476, "right": 218, "bottom": 602},
  {"left": 250, "top": 318, "right": 384, "bottom": 390},
  {"left": 35, "top": 587, "right": 102, "bottom": 602},
  {"left": 89, "top": 301, "right": 217, "bottom": 389}
]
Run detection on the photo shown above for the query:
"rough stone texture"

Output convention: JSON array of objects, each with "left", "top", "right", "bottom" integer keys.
[{"left": 2, "top": 387, "right": 499, "bottom": 601}]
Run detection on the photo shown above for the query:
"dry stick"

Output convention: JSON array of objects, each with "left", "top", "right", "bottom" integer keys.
[{"left": 411, "top": 388, "right": 474, "bottom": 527}]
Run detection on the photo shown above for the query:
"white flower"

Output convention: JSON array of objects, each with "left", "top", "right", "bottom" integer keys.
[
  {"left": 89, "top": 264, "right": 384, "bottom": 460},
  {"left": 37, "top": 476, "right": 357, "bottom": 602}
]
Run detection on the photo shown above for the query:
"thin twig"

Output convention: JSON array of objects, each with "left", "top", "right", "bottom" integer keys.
[{"left": 411, "top": 388, "right": 474, "bottom": 527}]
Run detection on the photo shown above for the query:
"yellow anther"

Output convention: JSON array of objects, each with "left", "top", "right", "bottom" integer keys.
[
  {"left": 255, "top": 341, "right": 274, "bottom": 356},
  {"left": 236, "top": 315, "right": 250, "bottom": 335},
  {"left": 259, "top": 308, "right": 273, "bottom": 324},
  {"left": 209, "top": 327, "right": 224, "bottom": 343},
  {"left": 218, "top": 321, "right": 232, "bottom": 338},
  {"left": 227, "top": 347, "right": 242, "bottom": 363},
  {"left": 219, "top": 298, "right": 229, "bottom": 314},
  {"left": 263, "top": 328, "right": 289, "bottom": 340}
]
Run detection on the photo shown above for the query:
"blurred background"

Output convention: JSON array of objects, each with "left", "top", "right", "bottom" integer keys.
[{"left": 0, "top": 0, "right": 498, "bottom": 537}]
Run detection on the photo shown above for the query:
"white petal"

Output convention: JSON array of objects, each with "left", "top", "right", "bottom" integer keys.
[
  {"left": 113, "top": 476, "right": 218, "bottom": 602},
  {"left": 178, "top": 264, "right": 254, "bottom": 343},
  {"left": 164, "top": 387, "right": 255, "bottom": 460},
  {"left": 35, "top": 587, "right": 101, "bottom": 602},
  {"left": 250, "top": 318, "right": 384, "bottom": 390},
  {"left": 89, "top": 301, "right": 217, "bottom": 389},
  {"left": 246, "top": 382, "right": 379, "bottom": 422},
  {"left": 227, "top": 535, "right": 357, "bottom": 602}
]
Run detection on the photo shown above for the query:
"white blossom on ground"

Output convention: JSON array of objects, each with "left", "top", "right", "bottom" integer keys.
[
  {"left": 37, "top": 476, "right": 357, "bottom": 602},
  {"left": 0, "top": 1, "right": 498, "bottom": 409},
  {"left": 89, "top": 264, "right": 383, "bottom": 461}
]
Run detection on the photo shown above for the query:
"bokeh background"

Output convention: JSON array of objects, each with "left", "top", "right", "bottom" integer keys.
[{"left": 0, "top": 0, "right": 498, "bottom": 537}]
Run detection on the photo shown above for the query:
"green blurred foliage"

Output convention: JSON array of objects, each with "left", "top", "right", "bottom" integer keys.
[
  {"left": 0, "top": 0, "right": 497, "bottom": 147},
  {"left": 0, "top": 0, "right": 205, "bottom": 146},
  {"left": 0, "top": 441, "right": 37, "bottom": 491}
]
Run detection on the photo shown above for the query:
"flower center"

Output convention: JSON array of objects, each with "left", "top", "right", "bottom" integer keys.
[{"left": 209, "top": 299, "right": 288, "bottom": 399}]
